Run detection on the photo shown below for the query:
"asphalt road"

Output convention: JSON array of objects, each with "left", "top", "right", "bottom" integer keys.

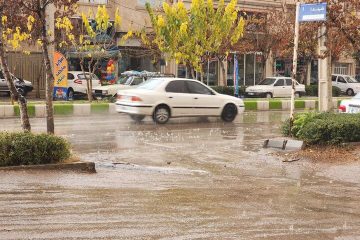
[{"left": 0, "top": 112, "right": 360, "bottom": 239}]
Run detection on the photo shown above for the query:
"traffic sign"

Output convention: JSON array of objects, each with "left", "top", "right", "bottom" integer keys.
[{"left": 299, "top": 2, "right": 327, "bottom": 22}]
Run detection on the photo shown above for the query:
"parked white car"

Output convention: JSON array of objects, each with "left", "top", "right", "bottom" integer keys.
[
  {"left": 339, "top": 93, "right": 360, "bottom": 113},
  {"left": 332, "top": 74, "right": 360, "bottom": 96},
  {"left": 116, "top": 78, "right": 245, "bottom": 124},
  {"left": 67, "top": 71, "right": 101, "bottom": 100},
  {"left": 245, "top": 77, "right": 305, "bottom": 98},
  {"left": 0, "top": 70, "right": 33, "bottom": 96},
  {"left": 93, "top": 75, "right": 145, "bottom": 99}
]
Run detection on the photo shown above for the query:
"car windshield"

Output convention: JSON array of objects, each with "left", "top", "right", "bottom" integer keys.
[
  {"left": 137, "top": 78, "right": 164, "bottom": 90},
  {"left": 258, "top": 78, "right": 276, "bottom": 85},
  {"left": 345, "top": 76, "right": 359, "bottom": 83},
  {"left": 117, "top": 76, "right": 129, "bottom": 84}
]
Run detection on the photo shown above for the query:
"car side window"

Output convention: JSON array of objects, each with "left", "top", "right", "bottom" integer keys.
[
  {"left": 285, "top": 79, "right": 292, "bottom": 86},
  {"left": 68, "top": 73, "right": 74, "bottom": 80},
  {"left": 131, "top": 77, "right": 144, "bottom": 86},
  {"left": 332, "top": 75, "right": 337, "bottom": 82},
  {"left": 274, "top": 79, "right": 285, "bottom": 86},
  {"left": 338, "top": 76, "right": 346, "bottom": 83},
  {"left": 165, "top": 80, "right": 188, "bottom": 93},
  {"left": 186, "top": 81, "right": 213, "bottom": 95}
]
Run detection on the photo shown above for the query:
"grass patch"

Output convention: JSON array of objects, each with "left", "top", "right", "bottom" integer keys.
[
  {"left": 244, "top": 101, "right": 257, "bottom": 111},
  {"left": 91, "top": 103, "right": 109, "bottom": 114},
  {"left": 269, "top": 100, "right": 282, "bottom": 110},
  {"left": 54, "top": 104, "right": 73, "bottom": 115},
  {"left": 295, "top": 100, "right": 305, "bottom": 109},
  {"left": 14, "top": 105, "right": 35, "bottom": 117}
]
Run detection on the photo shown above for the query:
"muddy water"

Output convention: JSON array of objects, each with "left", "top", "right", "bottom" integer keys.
[{"left": 0, "top": 113, "right": 359, "bottom": 239}]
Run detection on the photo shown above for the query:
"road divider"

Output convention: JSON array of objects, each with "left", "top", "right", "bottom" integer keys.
[{"left": 0, "top": 99, "right": 343, "bottom": 118}]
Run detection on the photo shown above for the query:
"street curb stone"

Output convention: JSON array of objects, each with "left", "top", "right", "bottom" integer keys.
[
  {"left": 305, "top": 100, "right": 316, "bottom": 109},
  {"left": 0, "top": 162, "right": 96, "bottom": 173},
  {"left": 257, "top": 101, "right": 269, "bottom": 111}
]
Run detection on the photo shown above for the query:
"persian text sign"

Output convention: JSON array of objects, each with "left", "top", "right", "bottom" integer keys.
[
  {"left": 53, "top": 51, "right": 68, "bottom": 100},
  {"left": 299, "top": 3, "right": 327, "bottom": 22}
]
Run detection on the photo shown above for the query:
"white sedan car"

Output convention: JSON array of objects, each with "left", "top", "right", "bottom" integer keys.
[
  {"left": 116, "top": 78, "right": 245, "bottom": 124},
  {"left": 245, "top": 77, "right": 305, "bottom": 98},
  {"left": 339, "top": 93, "right": 360, "bottom": 113}
]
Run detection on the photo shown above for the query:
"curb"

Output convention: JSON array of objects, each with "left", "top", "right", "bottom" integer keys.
[
  {"left": 0, "top": 99, "right": 343, "bottom": 118},
  {"left": 0, "top": 162, "right": 96, "bottom": 173}
]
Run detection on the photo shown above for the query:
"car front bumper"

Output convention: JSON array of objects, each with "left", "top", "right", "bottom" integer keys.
[{"left": 245, "top": 92, "right": 267, "bottom": 98}]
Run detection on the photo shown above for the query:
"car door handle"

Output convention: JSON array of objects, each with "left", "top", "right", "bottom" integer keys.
[{"left": 168, "top": 96, "right": 173, "bottom": 99}]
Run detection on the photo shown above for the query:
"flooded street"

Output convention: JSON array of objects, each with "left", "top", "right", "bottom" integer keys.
[{"left": 1, "top": 112, "right": 360, "bottom": 239}]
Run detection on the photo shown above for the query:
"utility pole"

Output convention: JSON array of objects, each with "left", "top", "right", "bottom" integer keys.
[
  {"left": 290, "top": 1, "right": 300, "bottom": 121},
  {"left": 318, "top": 23, "right": 332, "bottom": 112}
]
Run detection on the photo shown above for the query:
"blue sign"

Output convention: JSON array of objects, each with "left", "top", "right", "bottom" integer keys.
[
  {"left": 299, "top": 3, "right": 327, "bottom": 22},
  {"left": 53, "top": 87, "right": 68, "bottom": 101}
]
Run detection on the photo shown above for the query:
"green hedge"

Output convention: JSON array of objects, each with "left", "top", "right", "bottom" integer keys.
[
  {"left": 211, "top": 86, "right": 246, "bottom": 96},
  {"left": 0, "top": 132, "right": 71, "bottom": 167},
  {"left": 282, "top": 112, "right": 360, "bottom": 145},
  {"left": 305, "top": 85, "right": 342, "bottom": 97}
]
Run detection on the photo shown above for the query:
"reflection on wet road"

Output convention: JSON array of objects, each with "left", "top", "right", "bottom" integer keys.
[{"left": 0, "top": 112, "right": 360, "bottom": 239}]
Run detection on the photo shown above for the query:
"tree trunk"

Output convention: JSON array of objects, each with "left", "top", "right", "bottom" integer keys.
[
  {"left": 40, "top": 10, "right": 55, "bottom": 134},
  {"left": 219, "top": 60, "right": 227, "bottom": 86},
  {"left": 0, "top": 12, "right": 31, "bottom": 132}
]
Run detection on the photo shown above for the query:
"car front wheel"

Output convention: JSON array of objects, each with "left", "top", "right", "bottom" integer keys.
[
  {"left": 221, "top": 104, "right": 238, "bottom": 122},
  {"left": 153, "top": 106, "right": 170, "bottom": 124},
  {"left": 347, "top": 89, "right": 354, "bottom": 96}
]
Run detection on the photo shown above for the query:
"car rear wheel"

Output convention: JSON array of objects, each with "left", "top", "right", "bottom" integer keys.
[
  {"left": 130, "top": 114, "right": 145, "bottom": 122},
  {"left": 347, "top": 89, "right": 354, "bottom": 96},
  {"left": 266, "top": 93, "right": 272, "bottom": 99},
  {"left": 153, "top": 106, "right": 170, "bottom": 124},
  {"left": 221, "top": 104, "right": 238, "bottom": 122}
]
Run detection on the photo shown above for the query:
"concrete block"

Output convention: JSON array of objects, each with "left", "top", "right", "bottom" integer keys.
[
  {"left": 109, "top": 103, "right": 117, "bottom": 114},
  {"left": 305, "top": 100, "right": 316, "bottom": 109},
  {"left": 73, "top": 104, "right": 91, "bottom": 116},
  {"left": 0, "top": 105, "right": 5, "bottom": 117},
  {"left": 35, "top": 105, "right": 46, "bottom": 118},
  {"left": 263, "top": 139, "right": 286, "bottom": 150},
  {"left": 4, "top": 105, "right": 14, "bottom": 117},
  {"left": 257, "top": 101, "right": 269, "bottom": 111},
  {"left": 281, "top": 100, "right": 291, "bottom": 110},
  {"left": 285, "top": 140, "right": 305, "bottom": 150}
]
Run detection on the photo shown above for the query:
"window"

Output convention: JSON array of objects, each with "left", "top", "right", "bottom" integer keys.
[
  {"left": 131, "top": 77, "right": 144, "bottom": 86},
  {"left": 332, "top": 75, "right": 337, "bottom": 82},
  {"left": 258, "top": 78, "right": 276, "bottom": 85},
  {"left": 186, "top": 81, "right": 213, "bottom": 95},
  {"left": 274, "top": 79, "right": 285, "bottom": 86},
  {"left": 338, "top": 76, "right": 346, "bottom": 83},
  {"left": 78, "top": 73, "right": 99, "bottom": 80},
  {"left": 285, "top": 79, "right": 292, "bottom": 86},
  {"left": 165, "top": 80, "right": 188, "bottom": 93},
  {"left": 79, "top": 0, "right": 108, "bottom": 4},
  {"left": 137, "top": 0, "right": 163, "bottom": 7},
  {"left": 334, "top": 63, "right": 350, "bottom": 75}
]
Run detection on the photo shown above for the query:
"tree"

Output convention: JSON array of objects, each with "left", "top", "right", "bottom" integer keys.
[
  {"left": 0, "top": 0, "right": 32, "bottom": 132},
  {"left": 57, "top": 5, "right": 122, "bottom": 102},
  {"left": 146, "top": 0, "right": 245, "bottom": 83},
  {"left": 19, "top": 0, "right": 77, "bottom": 134}
]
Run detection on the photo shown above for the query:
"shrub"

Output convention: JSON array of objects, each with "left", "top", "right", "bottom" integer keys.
[
  {"left": 0, "top": 132, "right": 71, "bottom": 167},
  {"left": 282, "top": 112, "right": 360, "bottom": 145},
  {"left": 305, "top": 85, "right": 342, "bottom": 97}
]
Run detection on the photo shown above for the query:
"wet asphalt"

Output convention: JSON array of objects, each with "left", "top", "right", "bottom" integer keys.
[{"left": 0, "top": 112, "right": 360, "bottom": 240}]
